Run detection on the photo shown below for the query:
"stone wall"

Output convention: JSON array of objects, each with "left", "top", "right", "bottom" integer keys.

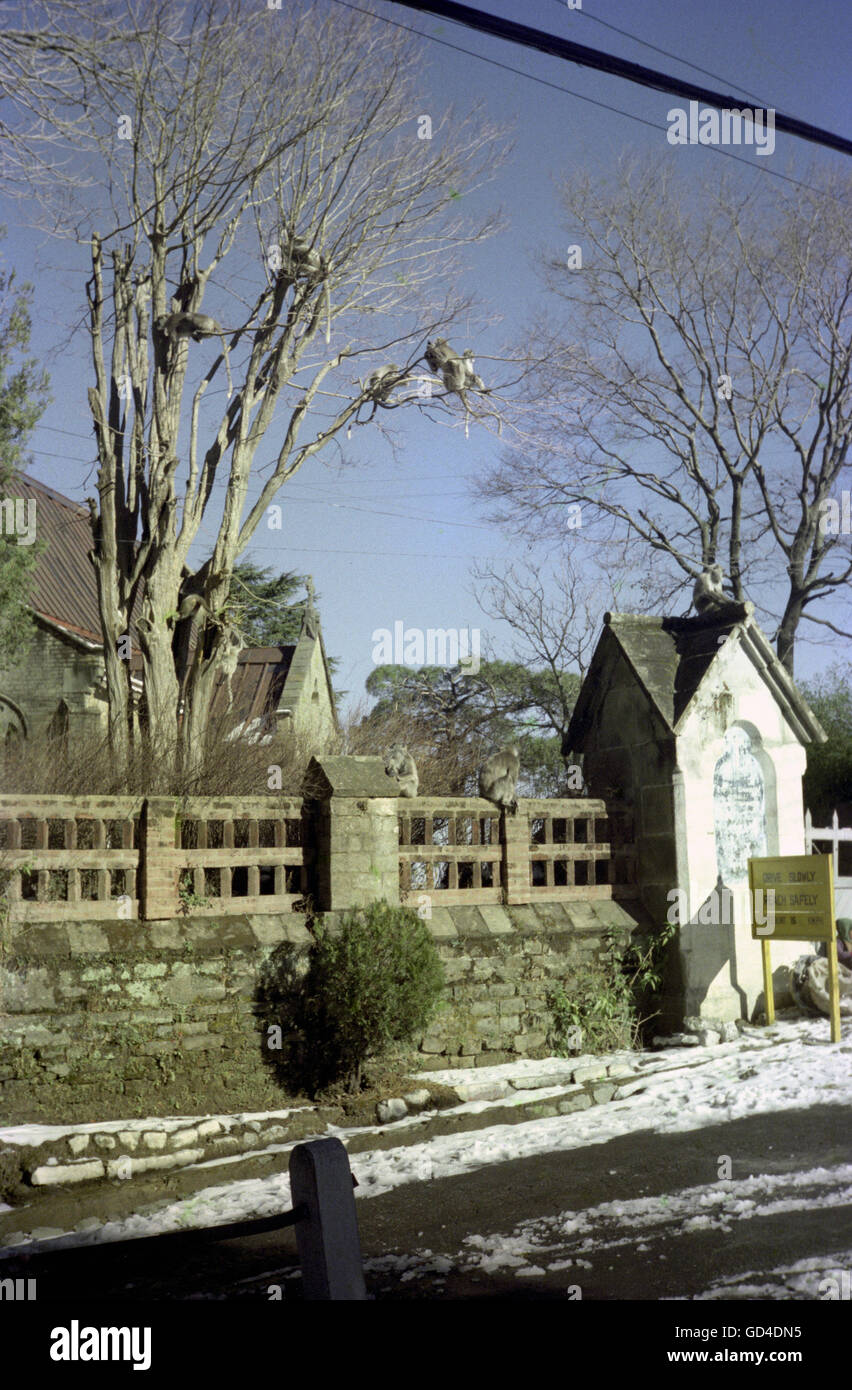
[
  {"left": 0, "top": 900, "right": 646, "bottom": 1125},
  {"left": 0, "top": 915, "right": 312, "bottom": 1125},
  {"left": 417, "top": 901, "right": 638, "bottom": 1064}
]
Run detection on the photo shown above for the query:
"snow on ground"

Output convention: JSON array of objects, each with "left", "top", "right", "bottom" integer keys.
[
  {"left": 360, "top": 1164, "right": 852, "bottom": 1295},
  {"left": 3, "top": 1017, "right": 845, "bottom": 1295},
  {"left": 685, "top": 1252, "right": 852, "bottom": 1300}
]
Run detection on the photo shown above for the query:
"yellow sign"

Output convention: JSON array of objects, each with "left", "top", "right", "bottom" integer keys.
[
  {"left": 748, "top": 853, "right": 834, "bottom": 942},
  {"left": 748, "top": 853, "right": 840, "bottom": 1044}
]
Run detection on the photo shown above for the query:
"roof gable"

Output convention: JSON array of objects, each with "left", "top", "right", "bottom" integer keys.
[
  {"left": 208, "top": 645, "right": 296, "bottom": 725},
  {"left": 568, "top": 608, "right": 826, "bottom": 749}
]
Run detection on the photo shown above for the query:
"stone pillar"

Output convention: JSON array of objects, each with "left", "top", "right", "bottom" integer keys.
[
  {"left": 503, "top": 811, "right": 530, "bottom": 905},
  {"left": 304, "top": 757, "right": 400, "bottom": 913},
  {"left": 139, "top": 797, "right": 179, "bottom": 921}
]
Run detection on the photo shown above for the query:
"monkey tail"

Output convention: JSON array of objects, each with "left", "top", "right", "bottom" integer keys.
[{"left": 222, "top": 338, "right": 233, "bottom": 400}]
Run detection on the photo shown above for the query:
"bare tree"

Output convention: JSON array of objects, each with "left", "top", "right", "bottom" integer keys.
[
  {"left": 2, "top": 0, "right": 505, "bottom": 771},
  {"left": 480, "top": 159, "right": 852, "bottom": 674},
  {"left": 472, "top": 554, "right": 603, "bottom": 764}
]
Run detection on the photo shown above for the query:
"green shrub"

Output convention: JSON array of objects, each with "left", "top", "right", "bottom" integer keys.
[
  {"left": 547, "top": 924, "right": 677, "bottom": 1055},
  {"left": 300, "top": 900, "right": 445, "bottom": 1093}
]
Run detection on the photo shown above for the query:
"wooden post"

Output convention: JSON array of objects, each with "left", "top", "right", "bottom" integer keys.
[
  {"left": 289, "top": 1138, "right": 366, "bottom": 1301},
  {"left": 761, "top": 939, "right": 775, "bottom": 1025},
  {"left": 827, "top": 855, "right": 841, "bottom": 1044}
]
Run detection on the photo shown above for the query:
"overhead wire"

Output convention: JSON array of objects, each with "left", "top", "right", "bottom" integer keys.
[{"left": 328, "top": 0, "right": 850, "bottom": 196}]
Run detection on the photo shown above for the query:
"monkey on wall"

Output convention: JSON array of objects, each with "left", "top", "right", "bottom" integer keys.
[
  {"left": 478, "top": 745, "right": 520, "bottom": 814},
  {"left": 385, "top": 744, "right": 419, "bottom": 798}
]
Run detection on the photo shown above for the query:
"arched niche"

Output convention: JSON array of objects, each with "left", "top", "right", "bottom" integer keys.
[
  {"left": 0, "top": 695, "right": 28, "bottom": 742},
  {"left": 713, "top": 722, "right": 777, "bottom": 883}
]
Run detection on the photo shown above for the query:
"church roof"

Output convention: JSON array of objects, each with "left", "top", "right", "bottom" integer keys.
[
  {"left": 16, "top": 474, "right": 106, "bottom": 646},
  {"left": 208, "top": 645, "right": 296, "bottom": 725},
  {"left": 567, "top": 610, "right": 826, "bottom": 749},
  {"left": 15, "top": 473, "right": 337, "bottom": 728}
]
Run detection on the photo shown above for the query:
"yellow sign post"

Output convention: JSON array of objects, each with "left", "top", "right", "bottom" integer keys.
[{"left": 747, "top": 853, "right": 841, "bottom": 1043}]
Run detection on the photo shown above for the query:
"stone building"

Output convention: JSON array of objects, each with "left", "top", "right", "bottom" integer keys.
[
  {"left": 0, "top": 474, "right": 337, "bottom": 758},
  {"left": 567, "top": 606, "right": 827, "bottom": 1023}
]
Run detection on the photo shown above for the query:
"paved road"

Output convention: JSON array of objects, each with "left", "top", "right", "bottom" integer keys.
[{"left": 7, "top": 1103, "right": 849, "bottom": 1301}]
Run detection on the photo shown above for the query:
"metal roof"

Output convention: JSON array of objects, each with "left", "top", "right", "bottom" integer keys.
[
  {"left": 16, "top": 474, "right": 104, "bottom": 643},
  {"left": 208, "top": 645, "right": 296, "bottom": 725},
  {"left": 15, "top": 475, "right": 335, "bottom": 723}
]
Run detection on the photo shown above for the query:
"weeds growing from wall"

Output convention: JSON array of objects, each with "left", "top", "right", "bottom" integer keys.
[{"left": 547, "top": 923, "right": 678, "bottom": 1054}]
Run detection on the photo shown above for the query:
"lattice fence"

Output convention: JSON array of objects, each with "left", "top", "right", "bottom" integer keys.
[
  {"left": 173, "top": 797, "right": 308, "bottom": 914},
  {"left": 398, "top": 799, "right": 503, "bottom": 905},
  {"left": 0, "top": 796, "right": 142, "bottom": 920}
]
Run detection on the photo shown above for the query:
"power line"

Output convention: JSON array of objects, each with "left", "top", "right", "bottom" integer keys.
[
  {"left": 389, "top": 0, "right": 852, "bottom": 156},
  {"left": 327, "top": 2, "right": 847, "bottom": 196},
  {"left": 22, "top": 448, "right": 487, "bottom": 531},
  {"left": 552, "top": 1, "right": 769, "bottom": 108},
  {"left": 30, "top": 420, "right": 476, "bottom": 493}
]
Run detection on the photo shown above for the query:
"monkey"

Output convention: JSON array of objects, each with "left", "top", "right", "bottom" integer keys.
[
  {"left": 462, "top": 349, "right": 485, "bottom": 391},
  {"left": 425, "top": 338, "right": 490, "bottom": 437},
  {"left": 354, "top": 364, "right": 404, "bottom": 424},
  {"left": 478, "top": 744, "right": 520, "bottom": 814},
  {"left": 366, "top": 364, "right": 401, "bottom": 402},
  {"left": 277, "top": 231, "right": 332, "bottom": 343},
  {"left": 155, "top": 311, "right": 223, "bottom": 342},
  {"left": 279, "top": 233, "right": 326, "bottom": 283},
  {"left": 384, "top": 744, "right": 419, "bottom": 798},
  {"left": 424, "top": 339, "right": 486, "bottom": 394},
  {"left": 425, "top": 337, "right": 466, "bottom": 392},
  {"left": 155, "top": 310, "right": 233, "bottom": 397},
  {"left": 692, "top": 565, "right": 745, "bottom": 619}
]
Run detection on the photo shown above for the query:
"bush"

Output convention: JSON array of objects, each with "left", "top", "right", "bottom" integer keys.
[
  {"left": 547, "top": 923, "right": 677, "bottom": 1055},
  {"left": 299, "top": 900, "right": 445, "bottom": 1093}
]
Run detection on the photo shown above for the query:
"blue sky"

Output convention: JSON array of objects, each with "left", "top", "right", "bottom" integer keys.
[{"left": 5, "top": 0, "right": 851, "bottom": 712}]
